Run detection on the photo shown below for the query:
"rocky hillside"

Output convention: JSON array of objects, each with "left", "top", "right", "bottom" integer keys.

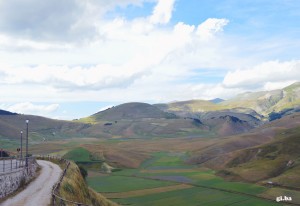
[{"left": 157, "top": 82, "right": 300, "bottom": 117}]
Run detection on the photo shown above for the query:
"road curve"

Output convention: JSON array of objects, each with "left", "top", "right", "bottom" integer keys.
[{"left": 1, "top": 160, "right": 62, "bottom": 206}]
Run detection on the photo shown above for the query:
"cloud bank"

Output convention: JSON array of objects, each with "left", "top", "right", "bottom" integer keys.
[{"left": 0, "top": 0, "right": 299, "bottom": 118}]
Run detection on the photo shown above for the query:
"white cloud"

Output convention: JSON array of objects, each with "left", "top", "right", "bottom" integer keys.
[
  {"left": 4, "top": 102, "right": 59, "bottom": 116},
  {"left": 263, "top": 81, "right": 297, "bottom": 91},
  {"left": 196, "top": 18, "right": 229, "bottom": 39},
  {"left": 0, "top": 64, "right": 146, "bottom": 91},
  {"left": 1, "top": 0, "right": 298, "bottom": 107},
  {"left": 0, "top": 0, "right": 145, "bottom": 42},
  {"left": 0, "top": 16, "right": 230, "bottom": 95},
  {"left": 0, "top": 34, "right": 73, "bottom": 51},
  {"left": 223, "top": 60, "right": 300, "bottom": 89},
  {"left": 149, "top": 0, "right": 175, "bottom": 24},
  {"left": 3, "top": 4, "right": 280, "bottom": 106}
]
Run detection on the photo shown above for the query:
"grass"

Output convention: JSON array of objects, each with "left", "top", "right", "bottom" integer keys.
[
  {"left": 141, "top": 152, "right": 194, "bottom": 170},
  {"left": 63, "top": 147, "right": 93, "bottom": 163},
  {"left": 138, "top": 169, "right": 266, "bottom": 195},
  {"left": 76, "top": 116, "right": 98, "bottom": 124},
  {"left": 269, "top": 165, "right": 300, "bottom": 188},
  {"left": 4, "top": 121, "right": 298, "bottom": 205},
  {"left": 0, "top": 138, "right": 19, "bottom": 150},
  {"left": 114, "top": 187, "right": 278, "bottom": 206},
  {"left": 226, "top": 126, "right": 300, "bottom": 184},
  {"left": 103, "top": 184, "right": 193, "bottom": 198},
  {"left": 261, "top": 187, "right": 300, "bottom": 203},
  {"left": 85, "top": 152, "right": 278, "bottom": 206},
  {"left": 87, "top": 175, "right": 176, "bottom": 193},
  {"left": 58, "top": 161, "right": 118, "bottom": 206}
]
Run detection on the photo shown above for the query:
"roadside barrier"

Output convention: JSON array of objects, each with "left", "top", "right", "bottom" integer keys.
[
  {"left": 0, "top": 156, "right": 35, "bottom": 175},
  {"left": 0, "top": 156, "right": 37, "bottom": 199},
  {"left": 37, "top": 155, "right": 90, "bottom": 206}
]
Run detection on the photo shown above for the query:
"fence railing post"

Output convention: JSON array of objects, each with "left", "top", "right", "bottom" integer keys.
[{"left": 52, "top": 194, "right": 56, "bottom": 205}]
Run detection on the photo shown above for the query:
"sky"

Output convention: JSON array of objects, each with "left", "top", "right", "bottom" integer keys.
[{"left": 0, "top": 0, "right": 299, "bottom": 119}]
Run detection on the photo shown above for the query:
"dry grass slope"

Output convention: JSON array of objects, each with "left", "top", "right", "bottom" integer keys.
[{"left": 59, "top": 162, "right": 118, "bottom": 206}]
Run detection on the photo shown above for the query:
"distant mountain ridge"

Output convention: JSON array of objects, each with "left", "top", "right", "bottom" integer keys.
[
  {"left": 0, "top": 82, "right": 299, "bottom": 140},
  {"left": 156, "top": 82, "right": 300, "bottom": 116},
  {"left": 210, "top": 98, "right": 224, "bottom": 104},
  {"left": 0, "top": 110, "right": 17, "bottom": 115}
]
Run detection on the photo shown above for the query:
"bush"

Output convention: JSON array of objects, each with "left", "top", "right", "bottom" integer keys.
[{"left": 79, "top": 165, "right": 88, "bottom": 180}]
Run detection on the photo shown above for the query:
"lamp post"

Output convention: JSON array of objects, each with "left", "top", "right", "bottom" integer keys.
[
  {"left": 20, "top": 131, "right": 23, "bottom": 159},
  {"left": 25, "top": 120, "right": 29, "bottom": 171}
]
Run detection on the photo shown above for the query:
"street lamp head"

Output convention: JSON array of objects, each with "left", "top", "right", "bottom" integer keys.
[
  {"left": 21, "top": 131, "right": 23, "bottom": 134},
  {"left": 26, "top": 120, "right": 29, "bottom": 123}
]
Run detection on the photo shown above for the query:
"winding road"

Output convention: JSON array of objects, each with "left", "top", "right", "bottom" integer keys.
[{"left": 1, "top": 160, "right": 62, "bottom": 206}]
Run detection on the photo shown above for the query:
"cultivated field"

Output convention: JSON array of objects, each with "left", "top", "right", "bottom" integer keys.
[{"left": 86, "top": 152, "right": 285, "bottom": 206}]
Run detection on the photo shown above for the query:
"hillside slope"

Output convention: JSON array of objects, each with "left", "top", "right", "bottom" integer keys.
[
  {"left": 76, "top": 102, "right": 210, "bottom": 138},
  {"left": 91, "top": 102, "right": 176, "bottom": 121},
  {"left": 157, "top": 82, "right": 300, "bottom": 117},
  {"left": 0, "top": 113, "right": 91, "bottom": 141},
  {"left": 220, "top": 82, "right": 300, "bottom": 114},
  {"left": 188, "top": 113, "right": 300, "bottom": 188},
  {"left": 58, "top": 161, "right": 118, "bottom": 206}
]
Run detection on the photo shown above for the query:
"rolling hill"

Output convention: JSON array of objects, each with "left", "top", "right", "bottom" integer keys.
[
  {"left": 79, "top": 102, "right": 263, "bottom": 138},
  {"left": 0, "top": 111, "right": 91, "bottom": 141},
  {"left": 91, "top": 102, "right": 176, "bottom": 121},
  {"left": 79, "top": 102, "right": 209, "bottom": 138},
  {"left": 188, "top": 112, "right": 300, "bottom": 188},
  {"left": 1, "top": 82, "right": 299, "bottom": 142},
  {"left": 155, "top": 100, "right": 220, "bottom": 113}
]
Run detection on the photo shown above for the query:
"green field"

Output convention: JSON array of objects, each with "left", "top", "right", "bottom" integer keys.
[
  {"left": 115, "top": 187, "right": 277, "bottom": 206},
  {"left": 0, "top": 138, "right": 18, "bottom": 150},
  {"left": 87, "top": 152, "right": 282, "bottom": 206},
  {"left": 87, "top": 175, "right": 176, "bottom": 192},
  {"left": 63, "top": 147, "right": 93, "bottom": 162}
]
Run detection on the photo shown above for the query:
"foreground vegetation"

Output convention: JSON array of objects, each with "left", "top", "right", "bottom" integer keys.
[
  {"left": 36, "top": 156, "right": 118, "bottom": 206},
  {"left": 59, "top": 161, "right": 118, "bottom": 206}
]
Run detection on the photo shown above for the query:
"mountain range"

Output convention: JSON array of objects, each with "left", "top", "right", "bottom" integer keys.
[
  {"left": 0, "top": 82, "right": 299, "bottom": 141},
  {"left": 1, "top": 82, "right": 300, "bottom": 190}
]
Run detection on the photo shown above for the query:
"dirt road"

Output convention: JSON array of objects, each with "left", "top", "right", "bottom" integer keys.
[{"left": 1, "top": 160, "right": 62, "bottom": 206}]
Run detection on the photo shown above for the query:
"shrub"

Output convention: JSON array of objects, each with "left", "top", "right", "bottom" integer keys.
[{"left": 79, "top": 165, "right": 88, "bottom": 180}]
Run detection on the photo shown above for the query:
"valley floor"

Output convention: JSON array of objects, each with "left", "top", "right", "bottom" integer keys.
[{"left": 87, "top": 152, "right": 299, "bottom": 206}]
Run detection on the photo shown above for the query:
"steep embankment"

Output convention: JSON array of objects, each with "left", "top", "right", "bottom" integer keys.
[{"left": 58, "top": 161, "right": 118, "bottom": 206}]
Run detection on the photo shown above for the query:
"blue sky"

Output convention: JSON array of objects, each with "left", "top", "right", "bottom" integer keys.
[{"left": 0, "top": 0, "right": 299, "bottom": 119}]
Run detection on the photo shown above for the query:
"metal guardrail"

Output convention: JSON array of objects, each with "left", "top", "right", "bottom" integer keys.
[
  {"left": 37, "top": 155, "right": 90, "bottom": 206},
  {"left": 0, "top": 157, "right": 35, "bottom": 175}
]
